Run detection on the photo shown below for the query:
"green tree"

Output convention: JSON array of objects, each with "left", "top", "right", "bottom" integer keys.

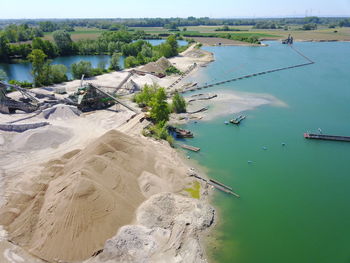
[
  {"left": 28, "top": 49, "right": 47, "bottom": 86},
  {"left": 134, "top": 84, "right": 157, "bottom": 107},
  {"left": 97, "top": 60, "right": 107, "bottom": 71},
  {"left": 32, "top": 37, "right": 58, "bottom": 58},
  {"left": 107, "top": 42, "right": 118, "bottom": 55},
  {"left": 50, "top": 64, "right": 68, "bottom": 83},
  {"left": 0, "top": 69, "right": 7, "bottom": 81},
  {"left": 52, "top": 30, "right": 74, "bottom": 55},
  {"left": 166, "top": 35, "right": 178, "bottom": 56},
  {"left": 124, "top": 56, "right": 139, "bottom": 68},
  {"left": 109, "top": 53, "right": 120, "bottom": 71},
  {"left": 171, "top": 91, "right": 186, "bottom": 113},
  {"left": 140, "top": 44, "right": 153, "bottom": 58},
  {"left": 150, "top": 87, "right": 170, "bottom": 123},
  {"left": 158, "top": 43, "right": 173, "bottom": 58},
  {"left": 71, "top": 61, "right": 93, "bottom": 79},
  {"left": 0, "top": 33, "right": 10, "bottom": 62}
]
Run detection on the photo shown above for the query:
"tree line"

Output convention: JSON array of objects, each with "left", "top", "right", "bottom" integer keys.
[
  {"left": 1, "top": 28, "right": 183, "bottom": 87},
  {"left": 2, "top": 17, "right": 350, "bottom": 30}
]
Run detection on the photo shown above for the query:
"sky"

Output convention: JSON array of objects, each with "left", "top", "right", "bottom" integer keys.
[{"left": 1, "top": 0, "right": 350, "bottom": 19}]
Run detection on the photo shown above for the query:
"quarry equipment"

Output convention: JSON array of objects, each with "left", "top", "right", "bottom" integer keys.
[
  {"left": 68, "top": 83, "right": 115, "bottom": 112},
  {"left": 282, "top": 34, "right": 294, "bottom": 44},
  {"left": 0, "top": 81, "right": 39, "bottom": 114},
  {"left": 69, "top": 83, "right": 137, "bottom": 113}
]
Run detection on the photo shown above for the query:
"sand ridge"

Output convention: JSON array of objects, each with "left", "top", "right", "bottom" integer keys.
[{"left": 0, "top": 130, "right": 191, "bottom": 262}]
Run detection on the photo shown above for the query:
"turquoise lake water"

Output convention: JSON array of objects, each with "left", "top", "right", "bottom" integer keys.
[
  {"left": 0, "top": 39, "right": 187, "bottom": 82},
  {"left": 181, "top": 41, "right": 350, "bottom": 263}
]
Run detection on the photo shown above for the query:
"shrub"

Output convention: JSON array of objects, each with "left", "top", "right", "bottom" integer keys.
[
  {"left": 0, "top": 69, "right": 7, "bottom": 81},
  {"left": 8, "top": 80, "right": 33, "bottom": 88},
  {"left": 109, "top": 53, "right": 120, "bottom": 71},
  {"left": 165, "top": 65, "right": 181, "bottom": 75},
  {"left": 124, "top": 56, "right": 139, "bottom": 68},
  {"left": 71, "top": 61, "right": 93, "bottom": 79},
  {"left": 150, "top": 88, "right": 170, "bottom": 123},
  {"left": 134, "top": 84, "right": 158, "bottom": 107},
  {"left": 147, "top": 121, "right": 174, "bottom": 146},
  {"left": 50, "top": 64, "right": 68, "bottom": 84},
  {"left": 171, "top": 91, "right": 186, "bottom": 113}
]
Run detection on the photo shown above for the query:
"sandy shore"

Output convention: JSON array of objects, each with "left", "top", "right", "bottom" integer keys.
[{"left": 189, "top": 37, "right": 262, "bottom": 46}]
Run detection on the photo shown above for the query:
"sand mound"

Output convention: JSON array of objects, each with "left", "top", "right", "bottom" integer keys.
[
  {"left": 11, "top": 125, "right": 72, "bottom": 151},
  {"left": 0, "top": 130, "right": 188, "bottom": 262},
  {"left": 140, "top": 57, "right": 172, "bottom": 74},
  {"left": 41, "top": 104, "right": 81, "bottom": 120},
  {"left": 90, "top": 193, "right": 215, "bottom": 263}
]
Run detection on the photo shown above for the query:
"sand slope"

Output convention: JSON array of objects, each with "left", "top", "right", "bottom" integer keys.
[{"left": 0, "top": 130, "right": 189, "bottom": 262}]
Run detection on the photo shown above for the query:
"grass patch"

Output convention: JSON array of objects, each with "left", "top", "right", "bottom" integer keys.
[{"left": 184, "top": 181, "right": 201, "bottom": 199}]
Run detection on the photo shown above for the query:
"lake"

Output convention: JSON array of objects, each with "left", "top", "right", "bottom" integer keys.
[
  {"left": 180, "top": 41, "right": 350, "bottom": 263},
  {"left": 0, "top": 39, "right": 188, "bottom": 82}
]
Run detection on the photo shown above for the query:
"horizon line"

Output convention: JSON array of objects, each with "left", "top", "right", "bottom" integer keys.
[{"left": 1, "top": 15, "right": 350, "bottom": 20}]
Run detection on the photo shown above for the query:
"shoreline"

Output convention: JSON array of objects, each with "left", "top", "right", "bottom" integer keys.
[{"left": 261, "top": 38, "right": 350, "bottom": 43}]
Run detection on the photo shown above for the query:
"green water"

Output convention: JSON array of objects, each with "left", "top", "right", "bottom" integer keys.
[{"left": 181, "top": 41, "right": 350, "bottom": 263}]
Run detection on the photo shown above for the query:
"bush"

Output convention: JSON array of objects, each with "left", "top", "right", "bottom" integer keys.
[
  {"left": 165, "top": 66, "right": 181, "bottom": 75},
  {"left": 124, "top": 56, "right": 139, "bottom": 68},
  {"left": 50, "top": 64, "right": 68, "bottom": 84},
  {"left": 302, "top": 23, "right": 317, "bottom": 30},
  {"left": 109, "top": 53, "right": 121, "bottom": 71},
  {"left": 71, "top": 61, "right": 93, "bottom": 79},
  {"left": 150, "top": 88, "right": 170, "bottom": 123},
  {"left": 8, "top": 80, "right": 33, "bottom": 88},
  {"left": 147, "top": 121, "right": 174, "bottom": 146},
  {"left": 171, "top": 91, "right": 186, "bottom": 113},
  {"left": 0, "top": 69, "right": 7, "bottom": 81},
  {"left": 134, "top": 84, "right": 158, "bottom": 107}
]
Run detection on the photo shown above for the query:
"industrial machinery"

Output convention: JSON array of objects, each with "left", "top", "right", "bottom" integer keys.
[
  {"left": 0, "top": 81, "right": 39, "bottom": 114},
  {"left": 282, "top": 34, "right": 294, "bottom": 44},
  {"left": 68, "top": 83, "right": 115, "bottom": 112}
]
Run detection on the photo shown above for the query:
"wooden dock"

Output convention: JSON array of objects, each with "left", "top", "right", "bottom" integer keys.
[
  {"left": 304, "top": 133, "right": 350, "bottom": 142},
  {"left": 209, "top": 179, "right": 233, "bottom": 191},
  {"left": 181, "top": 144, "right": 200, "bottom": 152}
]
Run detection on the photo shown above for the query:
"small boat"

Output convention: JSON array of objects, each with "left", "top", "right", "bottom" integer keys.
[
  {"left": 168, "top": 126, "right": 194, "bottom": 138},
  {"left": 230, "top": 115, "right": 246, "bottom": 125}
]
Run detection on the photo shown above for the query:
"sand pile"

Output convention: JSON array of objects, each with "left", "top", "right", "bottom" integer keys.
[
  {"left": 11, "top": 125, "right": 72, "bottom": 151},
  {"left": 0, "top": 130, "right": 188, "bottom": 262},
  {"left": 140, "top": 57, "right": 172, "bottom": 74},
  {"left": 41, "top": 104, "right": 81, "bottom": 120},
  {"left": 116, "top": 79, "right": 140, "bottom": 95},
  {"left": 90, "top": 193, "right": 215, "bottom": 263}
]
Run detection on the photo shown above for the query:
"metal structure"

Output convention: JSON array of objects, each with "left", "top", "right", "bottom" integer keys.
[
  {"left": 0, "top": 81, "right": 39, "bottom": 114},
  {"left": 69, "top": 83, "right": 137, "bottom": 113},
  {"left": 282, "top": 34, "right": 294, "bottom": 44}
]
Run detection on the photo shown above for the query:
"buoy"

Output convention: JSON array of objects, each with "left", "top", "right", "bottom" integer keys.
[
  {"left": 262, "top": 146, "right": 267, "bottom": 150},
  {"left": 282, "top": 142, "right": 286, "bottom": 146},
  {"left": 224, "top": 121, "right": 229, "bottom": 125},
  {"left": 248, "top": 160, "right": 253, "bottom": 164}
]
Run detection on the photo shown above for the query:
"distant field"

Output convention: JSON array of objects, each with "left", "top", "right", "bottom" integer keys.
[
  {"left": 42, "top": 26, "right": 350, "bottom": 42},
  {"left": 44, "top": 27, "right": 105, "bottom": 41}
]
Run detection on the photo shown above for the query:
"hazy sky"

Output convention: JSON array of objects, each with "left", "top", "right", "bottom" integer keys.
[{"left": 1, "top": 0, "right": 350, "bottom": 19}]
